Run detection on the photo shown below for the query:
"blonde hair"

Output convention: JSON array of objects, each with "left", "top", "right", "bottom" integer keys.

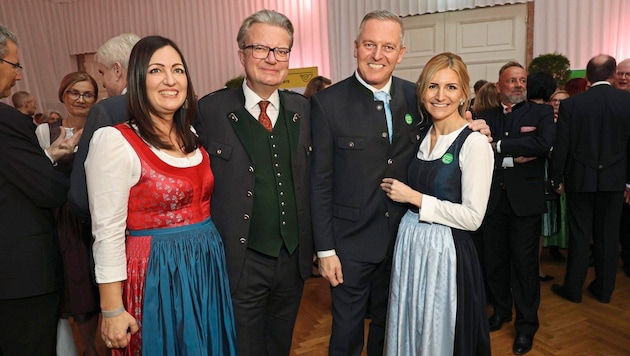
[
  {"left": 472, "top": 82, "right": 501, "bottom": 114},
  {"left": 416, "top": 52, "right": 470, "bottom": 118}
]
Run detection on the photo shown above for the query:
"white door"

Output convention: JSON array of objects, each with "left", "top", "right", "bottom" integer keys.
[{"left": 394, "top": 3, "right": 528, "bottom": 87}]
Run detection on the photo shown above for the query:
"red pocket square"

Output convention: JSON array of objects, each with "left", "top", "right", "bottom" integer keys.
[{"left": 520, "top": 126, "right": 537, "bottom": 133}]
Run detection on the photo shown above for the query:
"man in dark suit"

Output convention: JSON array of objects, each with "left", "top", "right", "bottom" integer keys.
[
  {"left": 0, "top": 24, "right": 80, "bottom": 355},
  {"left": 195, "top": 10, "right": 312, "bottom": 356},
  {"left": 613, "top": 58, "right": 630, "bottom": 278},
  {"left": 479, "top": 61, "right": 555, "bottom": 355},
  {"left": 551, "top": 54, "right": 630, "bottom": 303},
  {"left": 310, "top": 11, "right": 422, "bottom": 356},
  {"left": 68, "top": 33, "right": 139, "bottom": 218}
]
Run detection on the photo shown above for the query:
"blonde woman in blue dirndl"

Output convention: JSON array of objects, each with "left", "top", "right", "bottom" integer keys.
[{"left": 382, "top": 53, "right": 493, "bottom": 355}]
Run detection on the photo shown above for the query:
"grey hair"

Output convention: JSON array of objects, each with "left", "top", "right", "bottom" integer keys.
[
  {"left": 237, "top": 10, "right": 294, "bottom": 49},
  {"left": 95, "top": 33, "right": 140, "bottom": 70},
  {"left": 0, "top": 24, "right": 20, "bottom": 59},
  {"left": 499, "top": 61, "right": 524, "bottom": 76},
  {"left": 357, "top": 10, "right": 404, "bottom": 43}
]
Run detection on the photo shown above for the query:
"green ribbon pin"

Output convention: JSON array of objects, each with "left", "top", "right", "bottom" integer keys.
[{"left": 405, "top": 113, "right": 413, "bottom": 125}]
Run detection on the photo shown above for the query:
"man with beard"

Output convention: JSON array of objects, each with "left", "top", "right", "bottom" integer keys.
[{"left": 477, "top": 61, "right": 555, "bottom": 355}]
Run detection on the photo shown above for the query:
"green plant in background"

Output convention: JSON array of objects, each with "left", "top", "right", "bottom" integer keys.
[{"left": 528, "top": 53, "right": 572, "bottom": 88}]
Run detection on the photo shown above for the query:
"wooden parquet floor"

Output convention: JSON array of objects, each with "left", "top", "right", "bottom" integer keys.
[{"left": 290, "top": 252, "right": 630, "bottom": 355}]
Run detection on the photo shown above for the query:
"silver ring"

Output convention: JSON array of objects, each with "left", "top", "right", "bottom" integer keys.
[{"left": 106, "top": 341, "right": 113, "bottom": 348}]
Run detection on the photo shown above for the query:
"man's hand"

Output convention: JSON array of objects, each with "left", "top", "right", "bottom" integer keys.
[
  {"left": 46, "top": 127, "right": 83, "bottom": 162},
  {"left": 319, "top": 255, "right": 344, "bottom": 287},
  {"left": 466, "top": 111, "right": 493, "bottom": 143}
]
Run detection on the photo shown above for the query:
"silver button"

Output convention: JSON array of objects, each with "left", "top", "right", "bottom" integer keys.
[
  {"left": 281, "top": 201, "right": 285, "bottom": 206},
  {"left": 278, "top": 182, "right": 282, "bottom": 186},
  {"left": 348, "top": 141, "right": 355, "bottom": 147},
  {"left": 377, "top": 104, "right": 383, "bottom": 111},
  {"left": 246, "top": 191, "right": 253, "bottom": 197},
  {"left": 274, "top": 154, "right": 278, "bottom": 158},
  {"left": 270, "top": 135, "right": 274, "bottom": 139},
  {"left": 243, "top": 214, "right": 250, "bottom": 220},
  {"left": 280, "top": 192, "right": 284, "bottom": 196},
  {"left": 277, "top": 172, "right": 281, "bottom": 177},
  {"left": 248, "top": 166, "right": 254, "bottom": 173},
  {"left": 505, "top": 132, "right": 509, "bottom": 136},
  {"left": 381, "top": 132, "right": 388, "bottom": 138},
  {"left": 272, "top": 144, "right": 276, "bottom": 148},
  {"left": 216, "top": 149, "right": 222, "bottom": 155},
  {"left": 239, "top": 237, "right": 246, "bottom": 244},
  {"left": 282, "top": 221, "right": 286, "bottom": 225},
  {"left": 387, "top": 159, "right": 393, "bottom": 165},
  {"left": 385, "top": 212, "right": 390, "bottom": 218}
]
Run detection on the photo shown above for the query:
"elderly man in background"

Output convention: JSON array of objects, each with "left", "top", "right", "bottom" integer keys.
[
  {"left": 614, "top": 58, "right": 630, "bottom": 277},
  {"left": 68, "top": 33, "right": 140, "bottom": 218},
  {"left": 11, "top": 90, "right": 36, "bottom": 120},
  {"left": 0, "top": 24, "right": 80, "bottom": 355}
]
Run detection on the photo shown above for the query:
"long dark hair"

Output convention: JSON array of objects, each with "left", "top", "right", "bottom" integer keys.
[{"left": 127, "top": 35, "right": 197, "bottom": 153}]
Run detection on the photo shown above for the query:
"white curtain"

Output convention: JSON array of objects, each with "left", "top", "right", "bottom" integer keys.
[
  {"left": 533, "top": 0, "right": 630, "bottom": 70},
  {"left": 0, "top": 0, "right": 330, "bottom": 111}
]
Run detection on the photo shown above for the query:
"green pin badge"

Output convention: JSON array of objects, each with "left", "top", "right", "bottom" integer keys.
[
  {"left": 442, "top": 153, "right": 454, "bottom": 164},
  {"left": 405, "top": 113, "right": 413, "bottom": 125}
]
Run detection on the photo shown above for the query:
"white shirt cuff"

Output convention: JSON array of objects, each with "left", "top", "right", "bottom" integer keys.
[{"left": 317, "top": 249, "right": 336, "bottom": 258}]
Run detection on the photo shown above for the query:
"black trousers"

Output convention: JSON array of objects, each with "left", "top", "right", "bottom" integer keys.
[
  {"left": 482, "top": 191, "right": 540, "bottom": 336},
  {"left": 231, "top": 247, "right": 303, "bottom": 356},
  {"left": 329, "top": 254, "right": 392, "bottom": 356},
  {"left": 563, "top": 191, "right": 624, "bottom": 300},
  {"left": 0, "top": 290, "right": 61, "bottom": 356},
  {"left": 618, "top": 201, "right": 630, "bottom": 268}
]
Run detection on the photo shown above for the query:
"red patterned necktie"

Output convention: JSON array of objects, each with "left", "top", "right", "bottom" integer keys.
[{"left": 258, "top": 101, "right": 273, "bottom": 132}]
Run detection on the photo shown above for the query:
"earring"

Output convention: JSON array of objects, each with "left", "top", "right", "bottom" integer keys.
[{"left": 459, "top": 99, "right": 465, "bottom": 106}]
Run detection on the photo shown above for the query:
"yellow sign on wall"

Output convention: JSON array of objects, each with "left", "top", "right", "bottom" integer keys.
[{"left": 280, "top": 66, "right": 318, "bottom": 89}]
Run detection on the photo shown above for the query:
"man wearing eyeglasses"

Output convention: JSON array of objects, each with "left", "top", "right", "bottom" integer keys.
[
  {"left": 0, "top": 24, "right": 80, "bottom": 354},
  {"left": 615, "top": 58, "right": 630, "bottom": 279},
  {"left": 195, "top": 10, "right": 312, "bottom": 356},
  {"left": 614, "top": 58, "right": 630, "bottom": 92}
]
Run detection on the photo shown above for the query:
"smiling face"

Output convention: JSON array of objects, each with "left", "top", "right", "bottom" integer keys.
[
  {"left": 354, "top": 19, "right": 406, "bottom": 90},
  {"left": 63, "top": 80, "right": 96, "bottom": 118},
  {"left": 422, "top": 68, "right": 464, "bottom": 122},
  {"left": 146, "top": 45, "right": 187, "bottom": 120},
  {"left": 0, "top": 40, "right": 22, "bottom": 99},
  {"left": 239, "top": 23, "right": 290, "bottom": 99},
  {"left": 497, "top": 65, "right": 527, "bottom": 106}
]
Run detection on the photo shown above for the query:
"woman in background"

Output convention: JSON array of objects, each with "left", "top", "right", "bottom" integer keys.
[
  {"left": 383, "top": 52, "right": 493, "bottom": 355},
  {"left": 35, "top": 71, "right": 102, "bottom": 356},
  {"left": 471, "top": 81, "right": 500, "bottom": 115},
  {"left": 303, "top": 75, "right": 331, "bottom": 98},
  {"left": 86, "top": 35, "right": 237, "bottom": 355}
]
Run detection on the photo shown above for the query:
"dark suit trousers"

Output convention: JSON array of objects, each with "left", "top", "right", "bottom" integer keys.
[
  {"left": 619, "top": 202, "right": 630, "bottom": 268},
  {"left": 329, "top": 256, "right": 391, "bottom": 356},
  {"left": 482, "top": 190, "right": 540, "bottom": 336},
  {"left": 0, "top": 290, "right": 61, "bottom": 356},
  {"left": 231, "top": 246, "right": 303, "bottom": 356},
  {"left": 564, "top": 192, "right": 623, "bottom": 300}
]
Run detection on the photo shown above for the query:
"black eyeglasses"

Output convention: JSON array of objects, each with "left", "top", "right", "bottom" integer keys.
[
  {"left": 242, "top": 44, "right": 291, "bottom": 62},
  {"left": 0, "top": 58, "right": 23, "bottom": 74},
  {"left": 65, "top": 90, "right": 96, "bottom": 102}
]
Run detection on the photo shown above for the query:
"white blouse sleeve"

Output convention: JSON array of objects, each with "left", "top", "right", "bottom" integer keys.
[
  {"left": 419, "top": 131, "right": 494, "bottom": 231},
  {"left": 86, "top": 127, "right": 141, "bottom": 283}
]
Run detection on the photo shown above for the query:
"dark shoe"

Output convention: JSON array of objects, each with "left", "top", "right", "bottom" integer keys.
[
  {"left": 549, "top": 247, "right": 566, "bottom": 262},
  {"left": 539, "top": 274, "right": 554, "bottom": 282},
  {"left": 488, "top": 314, "right": 512, "bottom": 331},
  {"left": 551, "top": 284, "right": 581, "bottom": 303},
  {"left": 587, "top": 284, "right": 610, "bottom": 303},
  {"left": 513, "top": 333, "right": 533, "bottom": 355}
]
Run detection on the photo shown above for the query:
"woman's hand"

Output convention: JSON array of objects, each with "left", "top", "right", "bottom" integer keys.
[
  {"left": 381, "top": 178, "right": 423, "bottom": 207},
  {"left": 101, "top": 309, "right": 139, "bottom": 349}
]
